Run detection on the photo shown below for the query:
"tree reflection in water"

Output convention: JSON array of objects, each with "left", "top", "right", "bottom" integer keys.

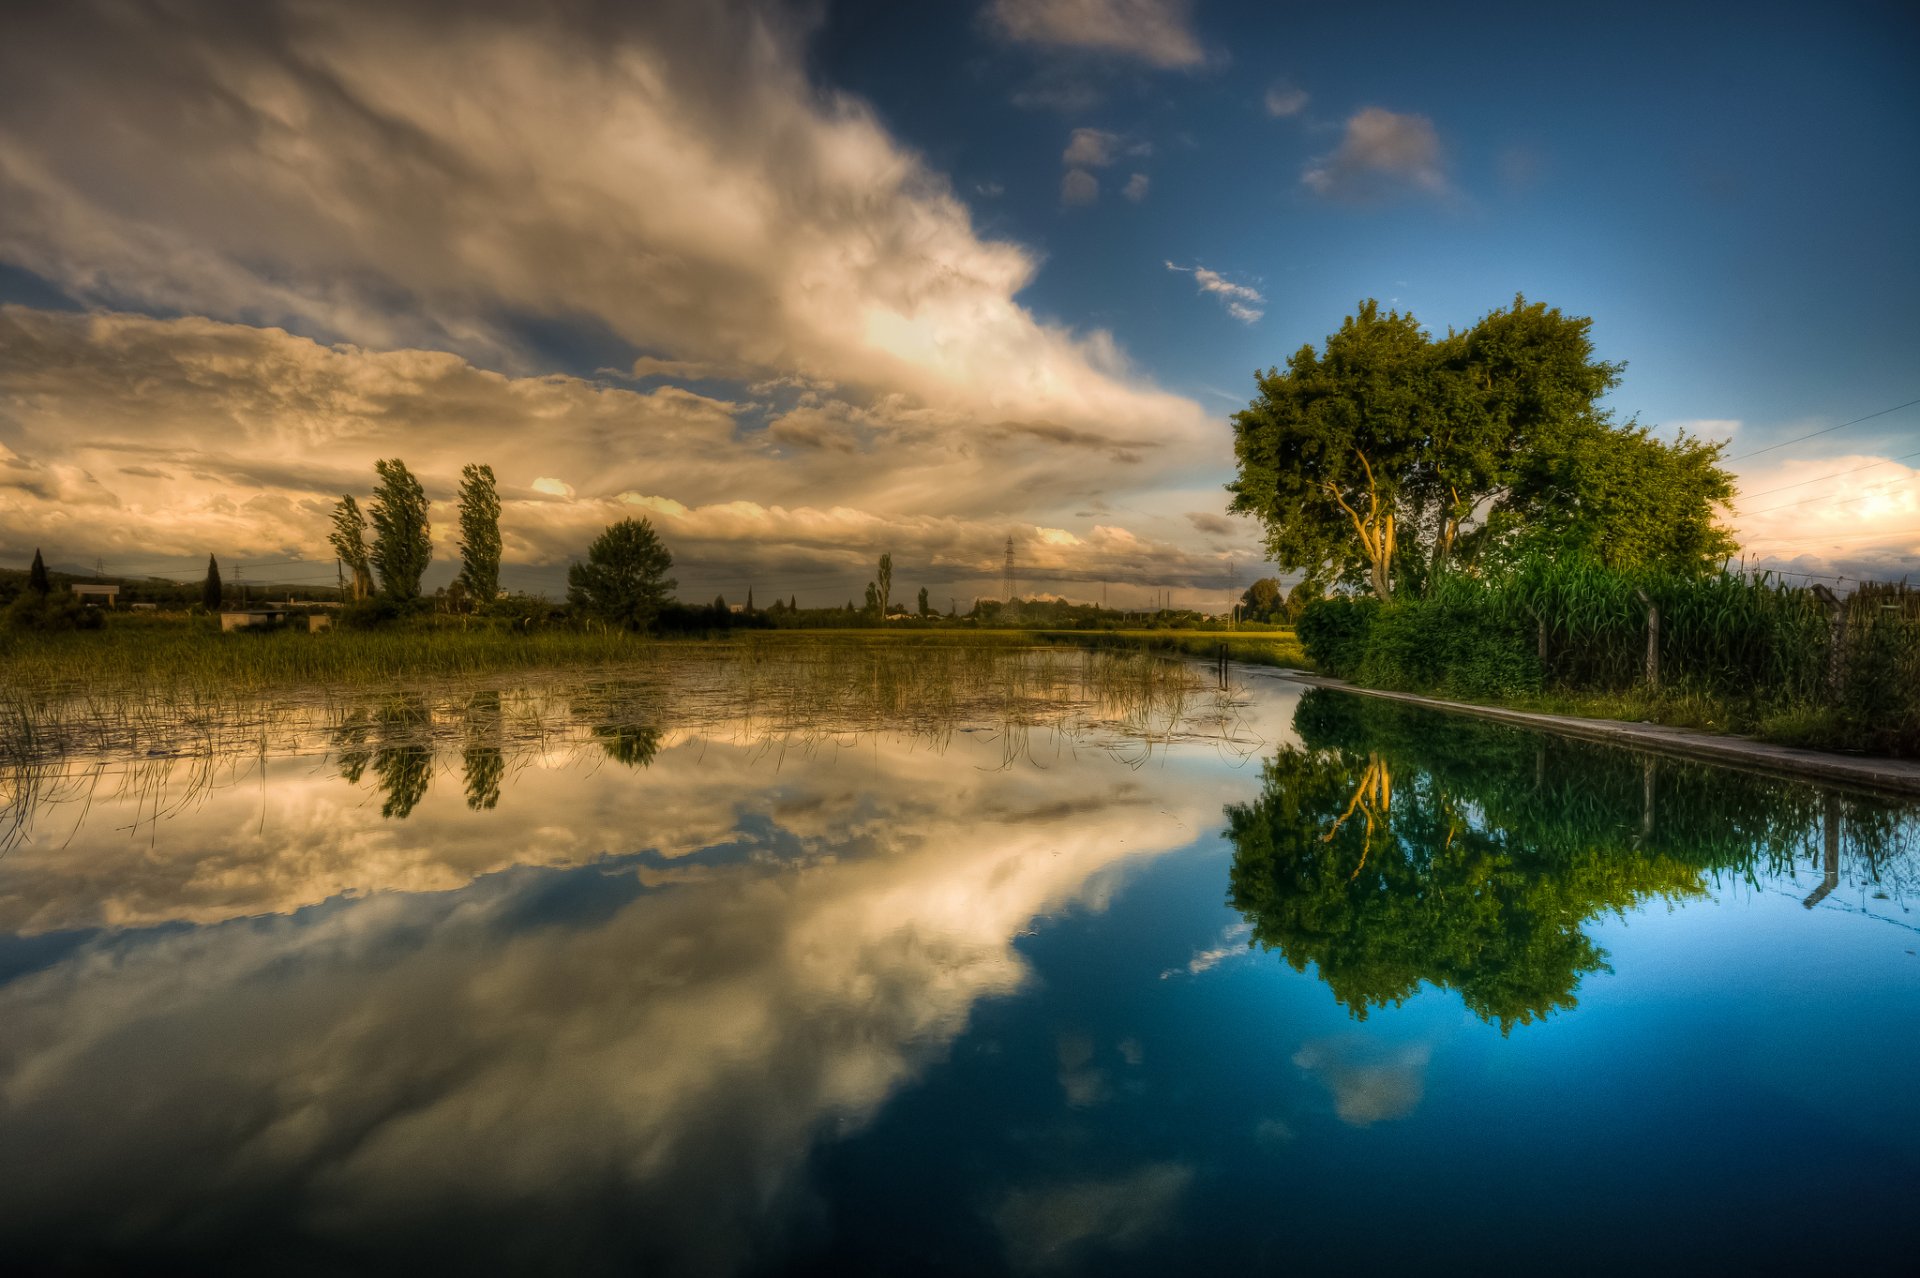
[{"left": 1226, "top": 689, "right": 1919, "bottom": 1032}]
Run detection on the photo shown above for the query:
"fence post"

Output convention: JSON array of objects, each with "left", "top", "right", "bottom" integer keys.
[
  {"left": 1810, "top": 584, "right": 1847, "bottom": 698},
  {"left": 1634, "top": 589, "right": 1660, "bottom": 692}
]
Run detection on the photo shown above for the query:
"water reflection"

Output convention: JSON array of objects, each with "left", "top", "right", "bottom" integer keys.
[
  {"left": 3, "top": 658, "right": 1917, "bottom": 1272},
  {"left": 1226, "top": 689, "right": 1920, "bottom": 1031}
]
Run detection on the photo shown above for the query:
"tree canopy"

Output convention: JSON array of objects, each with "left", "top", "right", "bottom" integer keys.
[
  {"left": 567, "top": 517, "right": 676, "bottom": 631},
  {"left": 1228, "top": 296, "right": 1732, "bottom": 597}
]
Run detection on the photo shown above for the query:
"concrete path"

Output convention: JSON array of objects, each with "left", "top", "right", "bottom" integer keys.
[{"left": 1248, "top": 668, "right": 1920, "bottom": 799}]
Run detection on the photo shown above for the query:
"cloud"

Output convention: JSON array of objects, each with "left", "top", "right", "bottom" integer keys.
[
  {"left": 0, "top": 715, "right": 1232, "bottom": 1262},
  {"left": 987, "top": 0, "right": 1205, "bottom": 69},
  {"left": 1292, "top": 1038, "right": 1431, "bottom": 1126},
  {"left": 1263, "top": 81, "right": 1308, "bottom": 118},
  {"left": 1184, "top": 511, "right": 1236, "bottom": 537},
  {"left": 994, "top": 1162, "right": 1194, "bottom": 1270},
  {"left": 1732, "top": 451, "right": 1920, "bottom": 580},
  {"left": 1063, "top": 128, "right": 1121, "bottom": 168},
  {"left": 1165, "top": 262, "right": 1264, "bottom": 324},
  {"left": 1061, "top": 169, "right": 1100, "bottom": 205},
  {"left": 1122, "top": 173, "right": 1150, "bottom": 202},
  {"left": 0, "top": 307, "right": 1240, "bottom": 601},
  {"left": 0, "top": 0, "right": 1210, "bottom": 470},
  {"left": 1302, "top": 108, "right": 1449, "bottom": 202}
]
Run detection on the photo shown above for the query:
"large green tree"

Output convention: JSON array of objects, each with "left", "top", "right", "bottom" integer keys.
[
  {"left": 27, "top": 549, "right": 50, "bottom": 596},
  {"left": 369, "top": 459, "right": 432, "bottom": 601},
  {"left": 455, "top": 463, "right": 502, "bottom": 606},
  {"left": 329, "top": 495, "right": 374, "bottom": 600},
  {"left": 567, "top": 518, "right": 676, "bottom": 631},
  {"left": 1229, "top": 296, "right": 1678, "bottom": 598}
]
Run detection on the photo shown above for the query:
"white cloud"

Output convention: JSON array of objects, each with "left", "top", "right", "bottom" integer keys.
[
  {"left": 1302, "top": 107, "right": 1449, "bottom": 202},
  {"left": 987, "top": 0, "right": 1205, "bottom": 69},
  {"left": 1061, "top": 169, "right": 1100, "bottom": 205},
  {"left": 530, "top": 477, "right": 575, "bottom": 499},
  {"left": 994, "top": 1162, "right": 1194, "bottom": 1270},
  {"left": 1063, "top": 127, "right": 1121, "bottom": 168},
  {"left": 1122, "top": 172, "right": 1150, "bottom": 202},
  {"left": 1165, "top": 262, "right": 1264, "bottom": 324},
  {"left": 1264, "top": 81, "right": 1308, "bottom": 118},
  {"left": 1292, "top": 1039, "right": 1431, "bottom": 1127}
]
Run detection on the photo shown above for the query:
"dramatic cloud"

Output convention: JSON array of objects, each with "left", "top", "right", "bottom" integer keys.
[
  {"left": 1165, "top": 262, "right": 1264, "bottom": 324},
  {"left": 0, "top": 1, "right": 1209, "bottom": 452},
  {"left": 987, "top": 0, "right": 1205, "bottom": 69},
  {"left": 1263, "top": 81, "right": 1308, "bottom": 118},
  {"left": 0, "top": 0, "right": 1238, "bottom": 600},
  {"left": 0, "top": 720, "right": 1234, "bottom": 1262},
  {"left": 1302, "top": 108, "right": 1449, "bottom": 202},
  {"left": 1123, "top": 173, "right": 1151, "bottom": 202}
]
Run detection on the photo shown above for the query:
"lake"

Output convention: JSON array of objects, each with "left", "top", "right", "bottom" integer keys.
[{"left": 2, "top": 644, "right": 1916, "bottom": 1274}]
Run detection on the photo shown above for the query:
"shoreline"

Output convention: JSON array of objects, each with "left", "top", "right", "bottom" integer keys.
[{"left": 1252, "top": 667, "right": 1920, "bottom": 798}]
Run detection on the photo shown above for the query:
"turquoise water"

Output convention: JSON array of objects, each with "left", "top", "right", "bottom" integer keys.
[{"left": 1, "top": 660, "right": 1916, "bottom": 1274}]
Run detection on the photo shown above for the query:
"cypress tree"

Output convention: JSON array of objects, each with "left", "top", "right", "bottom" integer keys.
[
  {"left": 202, "top": 555, "right": 223, "bottom": 611},
  {"left": 27, "top": 548, "right": 50, "bottom": 596}
]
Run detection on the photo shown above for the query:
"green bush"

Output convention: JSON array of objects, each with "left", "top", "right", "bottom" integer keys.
[
  {"left": 4, "top": 592, "right": 106, "bottom": 633},
  {"left": 1296, "top": 595, "right": 1380, "bottom": 677}
]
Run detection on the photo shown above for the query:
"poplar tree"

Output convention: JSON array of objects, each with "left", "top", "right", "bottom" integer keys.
[
  {"left": 201, "top": 555, "right": 223, "bottom": 611},
  {"left": 455, "top": 463, "right": 502, "bottom": 606},
  {"left": 27, "top": 548, "right": 49, "bottom": 596},
  {"left": 369, "top": 459, "right": 432, "bottom": 601},
  {"left": 329, "top": 495, "right": 374, "bottom": 600}
]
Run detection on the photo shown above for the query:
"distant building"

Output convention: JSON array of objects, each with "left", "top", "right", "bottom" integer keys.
[
  {"left": 219, "top": 608, "right": 290, "bottom": 632},
  {"left": 71, "top": 583, "right": 120, "bottom": 607}
]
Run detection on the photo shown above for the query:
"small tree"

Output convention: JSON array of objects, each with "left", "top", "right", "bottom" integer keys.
[
  {"left": 329, "top": 495, "right": 374, "bottom": 600},
  {"left": 27, "top": 549, "right": 50, "bottom": 597},
  {"left": 918, "top": 586, "right": 930, "bottom": 617},
  {"left": 202, "top": 555, "right": 223, "bottom": 611},
  {"left": 455, "top": 463, "right": 502, "bottom": 606},
  {"left": 1241, "top": 577, "right": 1283, "bottom": 621},
  {"left": 877, "top": 553, "right": 893, "bottom": 617},
  {"left": 746, "top": 588, "right": 755, "bottom": 613},
  {"left": 370, "top": 459, "right": 432, "bottom": 601},
  {"left": 567, "top": 518, "right": 676, "bottom": 631}
]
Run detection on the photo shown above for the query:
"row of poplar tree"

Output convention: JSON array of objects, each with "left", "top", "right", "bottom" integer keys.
[{"left": 328, "top": 459, "right": 502, "bottom": 608}]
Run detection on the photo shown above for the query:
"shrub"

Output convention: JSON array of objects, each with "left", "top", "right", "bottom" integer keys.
[
  {"left": 4, "top": 592, "right": 106, "bottom": 633},
  {"left": 1296, "top": 595, "right": 1380, "bottom": 678}
]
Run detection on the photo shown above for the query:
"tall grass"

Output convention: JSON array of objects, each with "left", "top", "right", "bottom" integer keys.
[{"left": 1297, "top": 565, "right": 1920, "bottom": 755}]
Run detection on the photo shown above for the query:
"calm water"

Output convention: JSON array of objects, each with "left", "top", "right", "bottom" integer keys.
[{"left": 2, "top": 650, "right": 1917, "bottom": 1274}]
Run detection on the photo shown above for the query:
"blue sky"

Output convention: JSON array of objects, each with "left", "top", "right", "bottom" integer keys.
[{"left": 0, "top": 0, "right": 1915, "bottom": 598}]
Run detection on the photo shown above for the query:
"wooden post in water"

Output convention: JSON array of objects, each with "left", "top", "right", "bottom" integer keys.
[
  {"left": 1804, "top": 791, "right": 1842, "bottom": 909},
  {"left": 1635, "top": 589, "right": 1660, "bottom": 692}
]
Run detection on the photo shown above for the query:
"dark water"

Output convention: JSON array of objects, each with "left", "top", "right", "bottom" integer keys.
[{"left": 2, "top": 660, "right": 1917, "bottom": 1274}]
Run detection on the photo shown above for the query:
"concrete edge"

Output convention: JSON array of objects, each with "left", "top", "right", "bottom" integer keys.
[{"left": 1247, "top": 669, "right": 1920, "bottom": 800}]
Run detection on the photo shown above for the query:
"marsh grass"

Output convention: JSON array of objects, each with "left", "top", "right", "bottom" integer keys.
[{"left": 0, "top": 635, "right": 1260, "bottom": 852}]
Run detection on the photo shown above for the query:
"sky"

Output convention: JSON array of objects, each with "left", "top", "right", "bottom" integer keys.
[{"left": 0, "top": 0, "right": 1915, "bottom": 604}]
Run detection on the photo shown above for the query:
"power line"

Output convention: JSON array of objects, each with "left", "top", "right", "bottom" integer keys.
[
  {"left": 1736, "top": 447, "right": 1920, "bottom": 500},
  {"left": 1727, "top": 395, "right": 1920, "bottom": 462},
  {"left": 1740, "top": 472, "right": 1920, "bottom": 518}
]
